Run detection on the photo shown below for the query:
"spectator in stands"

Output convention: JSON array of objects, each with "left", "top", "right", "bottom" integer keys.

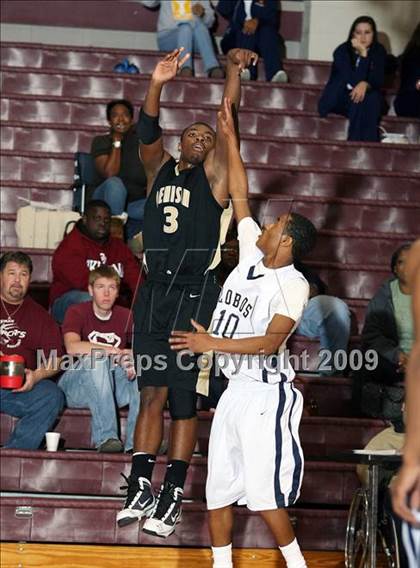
[
  {"left": 91, "top": 99, "right": 148, "bottom": 239},
  {"left": 50, "top": 200, "right": 141, "bottom": 324},
  {"left": 294, "top": 262, "right": 351, "bottom": 376},
  {"left": 318, "top": 16, "right": 386, "bottom": 141},
  {"left": 58, "top": 266, "right": 139, "bottom": 453},
  {"left": 217, "top": 0, "right": 288, "bottom": 82},
  {"left": 0, "top": 252, "right": 64, "bottom": 449},
  {"left": 360, "top": 244, "right": 413, "bottom": 383},
  {"left": 394, "top": 23, "right": 420, "bottom": 119},
  {"left": 141, "top": 0, "right": 224, "bottom": 78},
  {"left": 356, "top": 423, "right": 409, "bottom": 567},
  {"left": 354, "top": 243, "right": 413, "bottom": 430},
  {"left": 357, "top": 423, "right": 404, "bottom": 487}
]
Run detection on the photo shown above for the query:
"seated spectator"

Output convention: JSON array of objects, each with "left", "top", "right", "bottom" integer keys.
[
  {"left": 50, "top": 199, "right": 141, "bottom": 324},
  {"left": 394, "top": 23, "right": 420, "bottom": 119},
  {"left": 355, "top": 423, "right": 409, "bottom": 567},
  {"left": 318, "top": 15, "right": 386, "bottom": 141},
  {"left": 91, "top": 99, "right": 148, "bottom": 239},
  {"left": 357, "top": 423, "right": 404, "bottom": 488},
  {"left": 141, "top": 0, "right": 224, "bottom": 77},
  {"left": 58, "top": 266, "right": 139, "bottom": 453},
  {"left": 217, "top": 0, "right": 287, "bottom": 82},
  {"left": 354, "top": 243, "right": 413, "bottom": 430},
  {"left": 0, "top": 252, "right": 64, "bottom": 449},
  {"left": 294, "top": 262, "right": 351, "bottom": 376}
]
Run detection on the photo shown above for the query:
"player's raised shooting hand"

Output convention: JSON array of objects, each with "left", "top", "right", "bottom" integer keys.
[
  {"left": 152, "top": 48, "right": 191, "bottom": 85},
  {"left": 227, "top": 48, "right": 258, "bottom": 73},
  {"left": 169, "top": 319, "right": 212, "bottom": 353}
]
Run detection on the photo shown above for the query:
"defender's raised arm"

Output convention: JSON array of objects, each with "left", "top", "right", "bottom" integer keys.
[
  {"left": 217, "top": 97, "right": 252, "bottom": 223},
  {"left": 208, "top": 49, "right": 258, "bottom": 207}
]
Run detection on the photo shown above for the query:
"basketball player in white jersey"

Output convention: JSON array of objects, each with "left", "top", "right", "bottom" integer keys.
[
  {"left": 392, "top": 239, "right": 420, "bottom": 567},
  {"left": 170, "top": 98, "right": 317, "bottom": 568}
]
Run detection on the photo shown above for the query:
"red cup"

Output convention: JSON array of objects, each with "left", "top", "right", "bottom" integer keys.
[{"left": 0, "top": 355, "right": 25, "bottom": 389}]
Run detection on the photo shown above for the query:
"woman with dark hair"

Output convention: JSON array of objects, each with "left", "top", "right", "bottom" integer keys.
[
  {"left": 91, "top": 99, "right": 147, "bottom": 239},
  {"left": 318, "top": 16, "right": 387, "bottom": 141},
  {"left": 353, "top": 243, "right": 414, "bottom": 430},
  {"left": 394, "top": 23, "right": 420, "bottom": 118}
]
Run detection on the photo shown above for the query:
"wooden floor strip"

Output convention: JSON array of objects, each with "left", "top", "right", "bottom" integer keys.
[
  {"left": 0, "top": 543, "right": 352, "bottom": 567},
  {"left": 1, "top": 543, "right": 393, "bottom": 567}
]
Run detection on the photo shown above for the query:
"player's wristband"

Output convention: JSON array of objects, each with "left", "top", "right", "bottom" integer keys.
[{"left": 137, "top": 108, "right": 162, "bottom": 145}]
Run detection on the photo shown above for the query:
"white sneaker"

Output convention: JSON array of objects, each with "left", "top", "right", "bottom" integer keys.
[
  {"left": 117, "top": 475, "right": 155, "bottom": 527},
  {"left": 142, "top": 481, "right": 183, "bottom": 538},
  {"left": 271, "top": 69, "right": 288, "bottom": 83}
]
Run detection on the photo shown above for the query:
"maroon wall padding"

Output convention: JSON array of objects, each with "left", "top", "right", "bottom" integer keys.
[
  {"left": 0, "top": 409, "right": 386, "bottom": 453},
  {"left": 2, "top": 94, "right": 418, "bottom": 140},
  {"left": 0, "top": 67, "right": 400, "bottom": 108},
  {"left": 0, "top": 43, "right": 324, "bottom": 82},
  {"left": 3, "top": 122, "right": 420, "bottom": 174},
  {"left": 1, "top": 1, "right": 303, "bottom": 41},
  {"left": 0, "top": 496, "right": 348, "bottom": 550},
  {"left": 0, "top": 448, "right": 360, "bottom": 506}
]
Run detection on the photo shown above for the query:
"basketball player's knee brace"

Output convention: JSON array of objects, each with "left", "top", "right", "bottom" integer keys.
[
  {"left": 136, "top": 108, "right": 162, "bottom": 144},
  {"left": 168, "top": 388, "right": 198, "bottom": 420}
]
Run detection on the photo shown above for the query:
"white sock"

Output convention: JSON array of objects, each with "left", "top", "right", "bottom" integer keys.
[
  {"left": 211, "top": 543, "right": 233, "bottom": 568},
  {"left": 279, "top": 538, "right": 307, "bottom": 568}
]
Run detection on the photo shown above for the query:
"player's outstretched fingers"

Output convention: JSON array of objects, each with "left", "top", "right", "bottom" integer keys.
[
  {"left": 178, "top": 51, "right": 191, "bottom": 69},
  {"left": 166, "top": 47, "right": 185, "bottom": 61},
  {"left": 251, "top": 53, "right": 258, "bottom": 66},
  {"left": 245, "top": 50, "right": 259, "bottom": 68},
  {"left": 169, "top": 331, "right": 188, "bottom": 350}
]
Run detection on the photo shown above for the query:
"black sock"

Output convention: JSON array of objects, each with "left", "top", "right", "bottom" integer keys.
[
  {"left": 131, "top": 453, "right": 156, "bottom": 482},
  {"left": 164, "top": 459, "right": 189, "bottom": 489}
]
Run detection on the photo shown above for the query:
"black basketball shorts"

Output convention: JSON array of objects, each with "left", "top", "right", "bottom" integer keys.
[{"left": 133, "top": 275, "right": 220, "bottom": 392}]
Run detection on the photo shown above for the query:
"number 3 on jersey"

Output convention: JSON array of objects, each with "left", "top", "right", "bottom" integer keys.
[{"left": 163, "top": 206, "right": 179, "bottom": 234}]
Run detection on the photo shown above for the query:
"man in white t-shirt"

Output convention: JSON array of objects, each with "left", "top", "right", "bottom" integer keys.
[{"left": 170, "top": 98, "right": 317, "bottom": 568}]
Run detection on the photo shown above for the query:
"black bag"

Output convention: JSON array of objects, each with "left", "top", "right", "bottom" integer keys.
[{"left": 360, "top": 382, "right": 404, "bottom": 422}]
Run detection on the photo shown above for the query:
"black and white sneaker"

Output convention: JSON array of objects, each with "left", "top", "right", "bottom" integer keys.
[
  {"left": 142, "top": 481, "right": 183, "bottom": 538},
  {"left": 116, "top": 474, "right": 155, "bottom": 527}
]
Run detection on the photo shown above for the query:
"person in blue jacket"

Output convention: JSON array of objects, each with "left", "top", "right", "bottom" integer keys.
[
  {"left": 217, "top": 0, "right": 287, "bottom": 82},
  {"left": 318, "top": 16, "right": 386, "bottom": 142},
  {"left": 394, "top": 23, "right": 420, "bottom": 119}
]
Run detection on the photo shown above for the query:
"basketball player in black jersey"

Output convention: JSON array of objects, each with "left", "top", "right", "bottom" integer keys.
[{"left": 117, "top": 47, "right": 258, "bottom": 537}]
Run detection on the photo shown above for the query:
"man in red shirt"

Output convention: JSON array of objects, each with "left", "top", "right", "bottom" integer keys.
[
  {"left": 58, "top": 265, "right": 139, "bottom": 452},
  {"left": 0, "top": 251, "right": 64, "bottom": 449},
  {"left": 50, "top": 199, "right": 141, "bottom": 323}
]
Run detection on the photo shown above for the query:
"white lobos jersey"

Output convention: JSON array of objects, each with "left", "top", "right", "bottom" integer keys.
[{"left": 211, "top": 217, "right": 309, "bottom": 384}]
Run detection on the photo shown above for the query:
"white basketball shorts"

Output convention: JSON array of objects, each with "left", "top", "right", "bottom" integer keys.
[{"left": 206, "top": 379, "right": 304, "bottom": 511}]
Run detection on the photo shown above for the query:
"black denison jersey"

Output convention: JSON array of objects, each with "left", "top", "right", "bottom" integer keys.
[{"left": 143, "top": 157, "right": 228, "bottom": 280}]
